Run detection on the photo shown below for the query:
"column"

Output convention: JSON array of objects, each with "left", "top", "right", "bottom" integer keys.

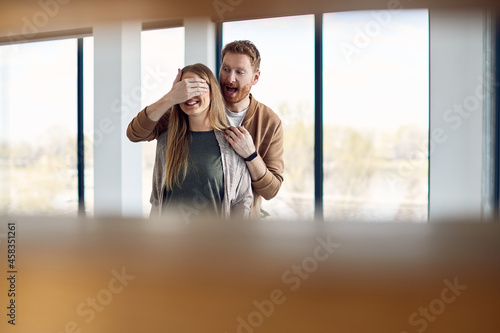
[
  {"left": 184, "top": 17, "right": 217, "bottom": 73},
  {"left": 93, "top": 21, "right": 142, "bottom": 217}
]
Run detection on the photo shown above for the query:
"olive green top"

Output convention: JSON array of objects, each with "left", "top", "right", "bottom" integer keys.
[{"left": 162, "top": 131, "right": 224, "bottom": 219}]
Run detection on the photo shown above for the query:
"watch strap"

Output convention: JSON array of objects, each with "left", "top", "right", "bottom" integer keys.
[{"left": 244, "top": 151, "right": 258, "bottom": 162}]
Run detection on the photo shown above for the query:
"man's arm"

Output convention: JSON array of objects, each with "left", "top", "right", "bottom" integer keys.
[
  {"left": 126, "top": 106, "right": 170, "bottom": 142},
  {"left": 126, "top": 69, "right": 209, "bottom": 142},
  {"left": 224, "top": 124, "right": 284, "bottom": 200},
  {"left": 224, "top": 126, "right": 265, "bottom": 180}
]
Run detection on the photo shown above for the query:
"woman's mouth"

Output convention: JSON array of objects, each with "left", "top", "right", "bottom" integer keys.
[{"left": 185, "top": 99, "right": 199, "bottom": 106}]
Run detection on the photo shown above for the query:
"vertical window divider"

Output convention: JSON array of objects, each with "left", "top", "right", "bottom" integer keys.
[
  {"left": 216, "top": 22, "right": 223, "bottom": 76},
  {"left": 315, "top": 13, "right": 324, "bottom": 222},
  {"left": 77, "top": 38, "right": 85, "bottom": 217}
]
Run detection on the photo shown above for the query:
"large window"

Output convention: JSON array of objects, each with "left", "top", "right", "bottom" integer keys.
[
  {"left": 141, "top": 27, "right": 185, "bottom": 217},
  {"left": 0, "top": 10, "right": 429, "bottom": 221},
  {"left": 223, "top": 15, "right": 316, "bottom": 220},
  {"left": 323, "top": 9, "right": 429, "bottom": 221},
  {"left": 223, "top": 10, "right": 429, "bottom": 222},
  {"left": 0, "top": 39, "right": 79, "bottom": 216},
  {"left": 0, "top": 37, "right": 94, "bottom": 217}
]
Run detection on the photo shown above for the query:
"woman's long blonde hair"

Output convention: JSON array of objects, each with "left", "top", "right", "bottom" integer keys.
[{"left": 164, "top": 63, "right": 229, "bottom": 190}]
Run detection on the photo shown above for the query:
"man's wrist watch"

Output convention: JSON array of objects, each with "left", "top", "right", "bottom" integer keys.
[{"left": 244, "top": 151, "right": 258, "bottom": 162}]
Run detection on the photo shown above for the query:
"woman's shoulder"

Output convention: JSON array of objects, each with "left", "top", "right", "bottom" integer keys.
[{"left": 213, "top": 130, "right": 229, "bottom": 150}]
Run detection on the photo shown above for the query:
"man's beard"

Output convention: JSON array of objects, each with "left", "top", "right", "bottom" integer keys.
[{"left": 221, "top": 82, "right": 252, "bottom": 104}]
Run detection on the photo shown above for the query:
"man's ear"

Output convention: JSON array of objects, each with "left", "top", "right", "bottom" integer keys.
[{"left": 252, "top": 70, "right": 260, "bottom": 85}]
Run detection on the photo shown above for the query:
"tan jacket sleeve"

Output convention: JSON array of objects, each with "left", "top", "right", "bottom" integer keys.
[
  {"left": 126, "top": 107, "right": 170, "bottom": 142},
  {"left": 252, "top": 120, "right": 284, "bottom": 200}
]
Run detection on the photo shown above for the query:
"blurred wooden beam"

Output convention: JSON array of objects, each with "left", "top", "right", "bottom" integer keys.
[{"left": 0, "top": 216, "right": 499, "bottom": 332}]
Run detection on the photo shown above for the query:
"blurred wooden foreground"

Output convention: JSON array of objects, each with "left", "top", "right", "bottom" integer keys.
[{"left": 0, "top": 216, "right": 499, "bottom": 332}]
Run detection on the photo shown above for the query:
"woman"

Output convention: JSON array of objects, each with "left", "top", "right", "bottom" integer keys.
[{"left": 129, "top": 63, "right": 252, "bottom": 220}]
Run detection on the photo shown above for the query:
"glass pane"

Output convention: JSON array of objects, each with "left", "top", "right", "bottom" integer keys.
[
  {"left": 0, "top": 39, "right": 78, "bottom": 216},
  {"left": 323, "top": 9, "right": 429, "bottom": 222},
  {"left": 141, "top": 27, "right": 185, "bottom": 217},
  {"left": 223, "top": 15, "right": 315, "bottom": 220}
]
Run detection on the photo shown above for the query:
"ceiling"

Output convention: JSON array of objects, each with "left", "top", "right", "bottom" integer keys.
[{"left": 0, "top": 0, "right": 498, "bottom": 41}]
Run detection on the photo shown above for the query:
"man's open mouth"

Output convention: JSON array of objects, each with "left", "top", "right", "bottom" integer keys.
[{"left": 226, "top": 86, "right": 238, "bottom": 94}]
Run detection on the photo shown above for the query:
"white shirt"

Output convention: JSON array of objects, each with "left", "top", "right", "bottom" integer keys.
[{"left": 226, "top": 107, "right": 249, "bottom": 127}]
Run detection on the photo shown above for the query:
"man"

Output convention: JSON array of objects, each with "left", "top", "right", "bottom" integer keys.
[
  {"left": 218, "top": 40, "right": 284, "bottom": 217},
  {"left": 127, "top": 40, "right": 284, "bottom": 217}
]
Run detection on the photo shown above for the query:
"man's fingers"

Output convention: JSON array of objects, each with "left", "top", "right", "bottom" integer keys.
[
  {"left": 236, "top": 126, "right": 249, "bottom": 135},
  {"left": 228, "top": 126, "right": 245, "bottom": 138},
  {"left": 187, "top": 83, "right": 209, "bottom": 97},
  {"left": 171, "top": 78, "right": 208, "bottom": 103},
  {"left": 226, "top": 127, "right": 239, "bottom": 138},
  {"left": 174, "top": 77, "right": 207, "bottom": 90},
  {"left": 172, "top": 68, "right": 182, "bottom": 86},
  {"left": 224, "top": 134, "right": 236, "bottom": 147},
  {"left": 184, "top": 77, "right": 207, "bottom": 83},
  {"left": 187, "top": 89, "right": 209, "bottom": 99},
  {"left": 184, "top": 78, "right": 209, "bottom": 87},
  {"left": 171, "top": 69, "right": 208, "bottom": 90},
  {"left": 184, "top": 79, "right": 209, "bottom": 95}
]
